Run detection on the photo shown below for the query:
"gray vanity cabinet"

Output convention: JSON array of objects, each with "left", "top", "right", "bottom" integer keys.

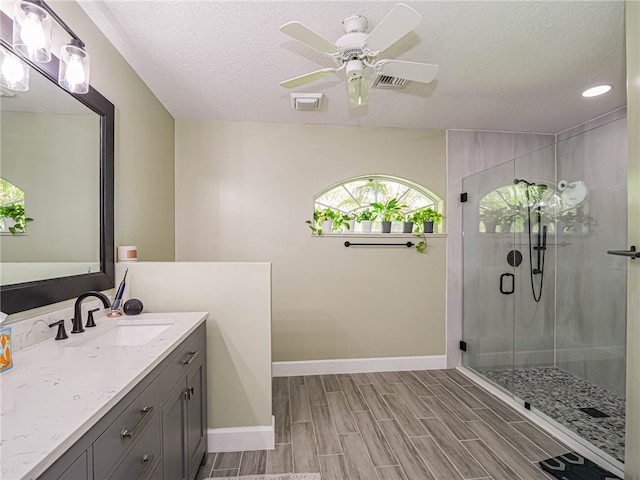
[
  {"left": 38, "top": 324, "right": 207, "bottom": 480},
  {"left": 161, "top": 328, "right": 208, "bottom": 480}
]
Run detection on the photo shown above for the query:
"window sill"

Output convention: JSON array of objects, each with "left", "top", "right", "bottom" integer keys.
[{"left": 311, "top": 233, "right": 447, "bottom": 238}]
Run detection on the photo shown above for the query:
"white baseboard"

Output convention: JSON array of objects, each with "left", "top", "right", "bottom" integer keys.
[
  {"left": 208, "top": 416, "right": 275, "bottom": 452},
  {"left": 272, "top": 355, "right": 447, "bottom": 377},
  {"left": 456, "top": 367, "right": 625, "bottom": 479}
]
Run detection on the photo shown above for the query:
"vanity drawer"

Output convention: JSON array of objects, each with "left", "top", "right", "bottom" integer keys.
[
  {"left": 160, "top": 326, "right": 206, "bottom": 400},
  {"left": 106, "top": 414, "right": 161, "bottom": 480},
  {"left": 93, "top": 376, "right": 161, "bottom": 480}
]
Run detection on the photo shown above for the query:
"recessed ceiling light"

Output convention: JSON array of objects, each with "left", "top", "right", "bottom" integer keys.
[{"left": 582, "top": 85, "right": 612, "bottom": 97}]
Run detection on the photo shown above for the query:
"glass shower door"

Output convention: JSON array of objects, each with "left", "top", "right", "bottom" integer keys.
[
  {"left": 512, "top": 119, "right": 627, "bottom": 466},
  {"left": 462, "top": 160, "right": 516, "bottom": 394}
]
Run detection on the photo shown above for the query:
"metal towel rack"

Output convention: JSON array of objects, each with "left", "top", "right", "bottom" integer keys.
[{"left": 344, "top": 241, "right": 414, "bottom": 248}]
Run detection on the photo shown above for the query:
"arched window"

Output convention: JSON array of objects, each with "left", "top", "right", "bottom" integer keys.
[{"left": 314, "top": 174, "right": 442, "bottom": 233}]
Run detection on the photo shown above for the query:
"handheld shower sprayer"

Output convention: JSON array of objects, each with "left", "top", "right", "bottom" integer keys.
[{"left": 513, "top": 178, "right": 548, "bottom": 302}]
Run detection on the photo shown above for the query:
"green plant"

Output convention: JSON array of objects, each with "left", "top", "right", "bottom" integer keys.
[
  {"left": 423, "top": 207, "right": 442, "bottom": 224},
  {"left": 414, "top": 233, "right": 428, "bottom": 253},
  {"left": 0, "top": 203, "right": 33, "bottom": 234},
  {"left": 370, "top": 198, "right": 407, "bottom": 222},
  {"left": 305, "top": 209, "right": 323, "bottom": 235},
  {"left": 355, "top": 208, "right": 376, "bottom": 222},
  {"left": 408, "top": 207, "right": 442, "bottom": 227},
  {"left": 306, "top": 207, "right": 346, "bottom": 235},
  {"left": 333, "top": 213, "right": 352, "bottom": 232}
]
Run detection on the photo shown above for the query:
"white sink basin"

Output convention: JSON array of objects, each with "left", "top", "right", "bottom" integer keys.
[{"left": 68, "top": 320, "right": 174, "bottom": 347}]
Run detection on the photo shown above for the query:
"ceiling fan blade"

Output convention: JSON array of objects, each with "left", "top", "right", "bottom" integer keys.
[
  {"left": 374, "top": 60, "right": 439, "bottom": 83},
  {"left": 348, "top": 76, "right": 369, "bottom": 108},
  {"left": 280, "top": 21, "right": 339, "bottom": 55},
  {"left": 364, "top": 3, "right": 422, "bottom": 54},
  {"left": 280, "top": 68, "right": 337, "bottom": 88}
]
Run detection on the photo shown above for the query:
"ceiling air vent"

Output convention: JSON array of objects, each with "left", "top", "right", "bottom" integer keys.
[
  {"left": 372, "top": 75, "right": 408, "bottom": 89},
  {"left": 290, "top": 93, "right": 324, "bottom": 111}
]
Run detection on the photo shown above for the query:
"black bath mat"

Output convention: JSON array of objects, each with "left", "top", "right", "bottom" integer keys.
[{"left": 539, "top": 452, "right": 621, "bottom": 480}]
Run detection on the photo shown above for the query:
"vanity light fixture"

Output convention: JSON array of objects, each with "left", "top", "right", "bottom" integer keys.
[
  {"left": 11, "top": 0, "right": 91, "bottom": 94},
  {"left": 12, "top": 1, "right": 51, "bottom": 63},
  {"left": 582, "top": 84, "right": 612, "bottom": 98},
  {"left": 0, "top": 47, "right": 29, "bottom": 91}
]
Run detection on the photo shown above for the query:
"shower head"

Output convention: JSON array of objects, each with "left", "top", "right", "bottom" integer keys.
[
  {"left": 514, "top": 178, "right": 536, "bottom": 187},
  {"left": 514, "top": 178, "right": 548, "bottom": 190}
]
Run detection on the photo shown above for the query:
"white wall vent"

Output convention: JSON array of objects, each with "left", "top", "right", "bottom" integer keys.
[
  {"left": 290, "top": 93, "right": 324, "bottom": 111},
  {"left": 372, "top": 75, "right": 408, "bottom": 89}
]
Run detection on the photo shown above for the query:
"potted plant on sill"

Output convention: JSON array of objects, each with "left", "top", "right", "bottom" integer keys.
[
  {"left": 345, "top": 212, "right": 356, "bottom": 233},
  {"left": 409, "top": 207, "right": 442, "bottom": 234},
  {"left": 0, "top": 204, "right": 33, "bottom": 234},
  {"left": 401, "top": 213, "right": 414, "bottom": 233},
  {"left": 371, "top": 198, "right": 407, "bottom": 233},
  {"left": 355, "top": 208, "right": 376, "bottom": 233},
  {"left": 306, "top": 207, "right": 339, "bottom": 235},
  {"left": 333, "top": 212, "right": 353, "bottom": 233}
]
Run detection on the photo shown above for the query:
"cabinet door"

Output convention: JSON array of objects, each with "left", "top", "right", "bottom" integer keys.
[
  {"left": 56, "top": 451, "right": 88, "bottom": 480},
  {"left": 162, "top": 378, "right": 188, "bottom": 480},
  {"left": 186, "top": 359, "right": 207, "bottom": 479}
]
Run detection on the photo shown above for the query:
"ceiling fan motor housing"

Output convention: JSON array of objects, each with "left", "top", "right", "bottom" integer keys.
[{"left": 335, "top": 31, "right": 369, "bottom": 60}]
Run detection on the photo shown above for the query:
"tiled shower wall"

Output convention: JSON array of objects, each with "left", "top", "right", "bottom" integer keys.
[{"left": 555, "top": 109, "right": 627, "bottom": 396}]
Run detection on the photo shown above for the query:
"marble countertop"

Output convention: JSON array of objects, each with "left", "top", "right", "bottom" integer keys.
[{"left": 0, "top": 311, "right": 208, "bottom": 480}]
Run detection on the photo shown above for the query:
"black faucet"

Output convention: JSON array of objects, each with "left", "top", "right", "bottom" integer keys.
[{"left": 72, "top": 291, "right": 111, "bottom": 334}]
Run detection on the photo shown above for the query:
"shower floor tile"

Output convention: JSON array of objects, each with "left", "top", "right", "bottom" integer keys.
[{"left": 482, "top": 366, "right": 625, "bottom": 463}]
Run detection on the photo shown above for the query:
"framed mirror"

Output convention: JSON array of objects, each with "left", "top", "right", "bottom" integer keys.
[{"left": 0, "top": 11, "right": 114, "bottom": 315}]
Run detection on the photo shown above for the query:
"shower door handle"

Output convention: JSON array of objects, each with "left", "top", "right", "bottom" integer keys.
[
  {"left": 500, "top": 273, "right": 515, "bottom": 295},
  {"left": 607, "top": 245, "right": 640, "bottom": 259}
]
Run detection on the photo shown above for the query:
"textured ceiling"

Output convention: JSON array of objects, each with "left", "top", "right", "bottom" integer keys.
[{"left": 78, "top": 1, "right": 626, "bottom": 133}]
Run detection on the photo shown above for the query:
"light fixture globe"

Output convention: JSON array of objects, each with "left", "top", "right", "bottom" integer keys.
[
  {"left": 12, "top": 0, "right": 52, "bottom": 63},
  {"left": 0, "top": 47, "right": 29, "bottom": 91},
  {"left": 58, "top": 40, "right": 90, "bottom": 94}
]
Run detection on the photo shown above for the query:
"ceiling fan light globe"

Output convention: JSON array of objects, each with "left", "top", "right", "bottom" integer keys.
[{"left": 348, "top": 76, "right": 369, "bottom": 108}]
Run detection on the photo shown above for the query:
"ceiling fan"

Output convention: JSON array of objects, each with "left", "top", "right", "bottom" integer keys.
[{"left": 279, "top": 3, "right": 439, "bottom": 108}]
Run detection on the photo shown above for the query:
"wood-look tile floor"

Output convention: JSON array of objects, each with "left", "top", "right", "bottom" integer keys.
[{"left": 197, "top": 369, "right": 568, "bottom": 479}]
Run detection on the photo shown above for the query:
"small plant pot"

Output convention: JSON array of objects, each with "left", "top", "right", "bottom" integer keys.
[
  {"left": 1, "top": 217, "right": 15, "bottom": 233},
  {"left": 423, "top": 221, "right": 435, "bottom": 234},
  {"left": 360, "top": 220, "right": 372, "bottom": 233},
  {"left": 403, "top": 221, "right": 414, "bottom": 233},
  {"left": 347, "top": 219, "right": 356, "bottom": 233},
  {"left": 381, "top": 221, "right": 392, "bottom": 233},
  {"left": 483, "top": 221, "right": 497, "bottom": 233},
  {"left": 321, "top": 219, "right": 333, "bottom": 233}
]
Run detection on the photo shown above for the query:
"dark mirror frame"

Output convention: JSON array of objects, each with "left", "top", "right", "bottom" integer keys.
[{"left": 0, "top": 11, "right": 114, "bottom": 315}]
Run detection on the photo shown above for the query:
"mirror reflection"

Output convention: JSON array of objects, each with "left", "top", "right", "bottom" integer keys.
[{"left": 0, "top": 44, "right": 100, "bottom": 286}]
